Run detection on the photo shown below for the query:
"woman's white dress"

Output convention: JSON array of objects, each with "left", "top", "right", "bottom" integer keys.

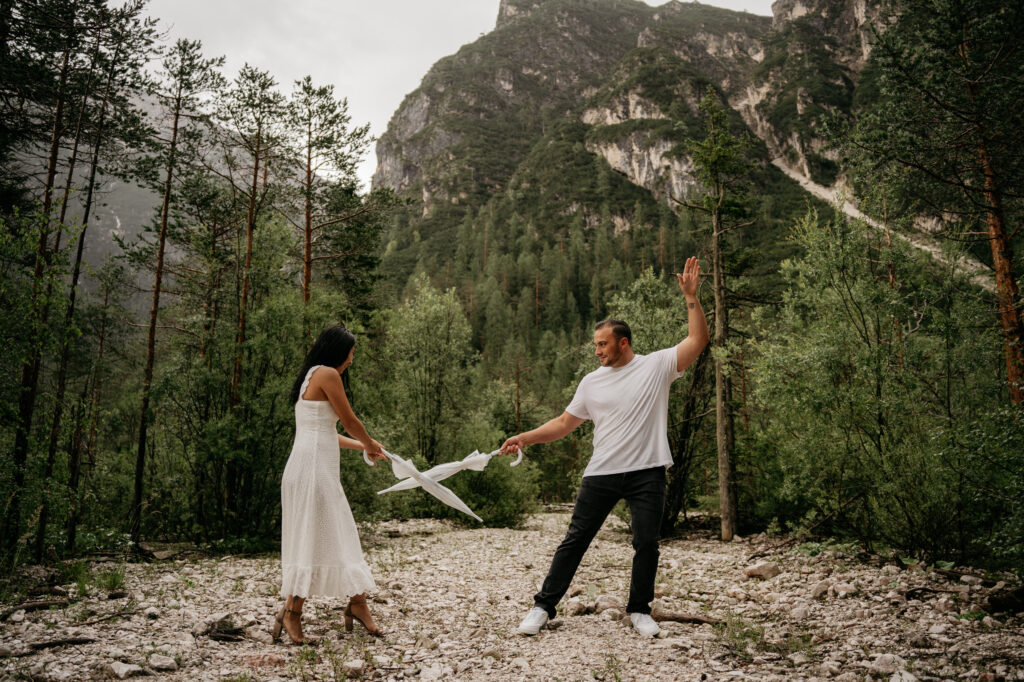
[{"left": 280, "top": 365, "right": 376, "bottom": 599}]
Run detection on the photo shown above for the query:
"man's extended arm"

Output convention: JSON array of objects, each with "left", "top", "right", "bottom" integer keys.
[
  {"left": 499, "top": 411, "right": 585, "bottom": 455},
  {"left": 675, "top": 256, "right": 709, "bottom": 373}
]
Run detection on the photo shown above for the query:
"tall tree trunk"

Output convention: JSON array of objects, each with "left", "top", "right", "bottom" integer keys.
[
  {"left": 712, "top": 203, "right": 737, "bottom": 541},
  {"left": 229, "top": 125, "right": 262, "bottom": 407},
  {"left": 4, "top": 34, "right": 74, "bottom": 561},
  {"left": 130, "top": 93, "right": 182, "bottom": 544},
  {"left": 977, "top": 143, "right": 1024, "bottom": 404},
  {"left": 65, "top": 284, "right": 110, "bottom": 554},
  {"left": 37, "top": 37, "right": 118, "bottom": 561},
  {"left": 303, "top": 123, "right": 313, "bottom": 339}
]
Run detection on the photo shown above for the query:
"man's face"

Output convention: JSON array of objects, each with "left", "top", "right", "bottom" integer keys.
[{"left": 593, "top": 327, "right": 626, "bottom": 367}]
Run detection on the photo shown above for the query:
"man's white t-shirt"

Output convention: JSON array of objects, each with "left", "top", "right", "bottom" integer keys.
[{"left": 566, "top": 348, "right": 683, "bottom": 477}]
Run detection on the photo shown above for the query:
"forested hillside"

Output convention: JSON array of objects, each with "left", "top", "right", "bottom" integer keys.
[{"left": 2, "top": 0, "right": 1022, "bottom": 578}]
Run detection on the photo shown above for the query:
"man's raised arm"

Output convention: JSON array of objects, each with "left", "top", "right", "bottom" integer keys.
[
  {"left": 500, "top": 412, "right": 585, "bottom": 455},
  {"left": 675, "top": 256, "right": 709, "bottom": 373}
]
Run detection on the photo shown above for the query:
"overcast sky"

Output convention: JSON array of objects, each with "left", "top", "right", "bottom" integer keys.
[{"left": 143, "top": 0, "right": 775, "bottom": 188}]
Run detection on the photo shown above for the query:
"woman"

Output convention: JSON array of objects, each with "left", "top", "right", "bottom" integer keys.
[{"left": 273, "top": 325, "right": 386, "bottom": 644}]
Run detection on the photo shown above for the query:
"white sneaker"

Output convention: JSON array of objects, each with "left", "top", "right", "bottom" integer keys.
[
  {"left": 517, "top": 606, "right": 549, "bottom": 635},
  {"left": 629, "top": 612, "right": 661, "bottom": 637}
]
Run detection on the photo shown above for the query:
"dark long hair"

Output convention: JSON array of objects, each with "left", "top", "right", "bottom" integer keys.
[{"left": 290, "top": 325, "right": 356, "bottom": 403}]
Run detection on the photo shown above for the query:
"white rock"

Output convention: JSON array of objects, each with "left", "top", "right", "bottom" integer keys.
[
  {"left": 834, "top": 582, "right": 858, "bottom": 598},
  {"left": 788, "top": 651, "right": 811, "bottom": 665},
  {"left": 562, "top": 597, "right": 588, "bottom": 616},
  {"left": 108, "top": 661, "right": 145, "bottom": 679},
  {"left": 144, "top": 606, "right": 160, "bottom": 619},
  {"left": 810, "top": 580, "right": 831, "bottom": 599},
  {"left": 928, "top": 624, "right": 947, "bottom": 635},
  {"left": 869, "top": 653, "right": 906, "bottom": 675},
  {"left": 982, "top": 616, "right": 1001, "bottom": 628},
  {"left": 9, "top": 610, "right": 25, "bottom": 623},
  {"left": 595, "top": 594, "right": 624, "bottom": 613},
  {"left": 791, "top": 605, "right": 809, "bottom": 620},
  {"left": 342, "top": 660, "right": 364, "bottom": 677},
  {"left": 602, "top": 608, "right": 623, "bottom": 620},
  {"left": 149, "top": 654, "right": 177, "bottom": 671},
  {"left": 744, "top": 562, "right": 781, "bottom": 579},
  {"left": 960, "top": 575, "right": 982, "bottom": 585},
  {"left": 890, "top": 671, "right": 918, "bottom": 681}
]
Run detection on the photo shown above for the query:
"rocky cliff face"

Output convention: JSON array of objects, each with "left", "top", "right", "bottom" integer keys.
[{"left": 373, "top": 0, "right": 882, "bottom": 250}]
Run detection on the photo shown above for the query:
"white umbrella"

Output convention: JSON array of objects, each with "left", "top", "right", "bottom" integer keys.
[
  {"left": 363, "top": 449, "right": 481, "bottom": 522},
  {"left": 362, "top": 448, "right": 524, "bottom": 522},
  {"left": 377, "top": 448, "right": 523, "bottom": 494}
]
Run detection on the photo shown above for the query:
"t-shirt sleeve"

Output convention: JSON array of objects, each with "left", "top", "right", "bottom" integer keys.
[
  {"left": 655, "top": 347, "right": 685, "bottom": 382},
  {"left": 565, "top": 378, "right": 591, "bottom": 420}
]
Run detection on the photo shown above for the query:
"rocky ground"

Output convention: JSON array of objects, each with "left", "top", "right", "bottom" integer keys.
[{"left": 2, "top": 510, "right": 1022, "bottom": 681}]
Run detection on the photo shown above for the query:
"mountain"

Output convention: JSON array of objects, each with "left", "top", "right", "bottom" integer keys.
[{"left": 368, "top": 0, "right": 894, "bottom": 310}]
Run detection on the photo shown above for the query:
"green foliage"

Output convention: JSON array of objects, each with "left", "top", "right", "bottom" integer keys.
[{"left": 750, "top": 210, "right": 1019, "bottom": 568}]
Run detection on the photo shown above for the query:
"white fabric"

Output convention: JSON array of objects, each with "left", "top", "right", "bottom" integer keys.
[
  {"left": 566, "top": 348, "right": 683, "bottom": 477},
  {"left": 280, "top": 365, "right": 376, "bottom": 599},
  {"left": 372, "top": 449, "right": 522, "bottom": 493}
]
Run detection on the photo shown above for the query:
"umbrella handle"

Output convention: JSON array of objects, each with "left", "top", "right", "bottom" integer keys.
[
  {"left": 362, "top": 449, "right": 392, "bottom": 466},
  {"left": 510, "top": 447, "right": 524, "bottom": 467}
]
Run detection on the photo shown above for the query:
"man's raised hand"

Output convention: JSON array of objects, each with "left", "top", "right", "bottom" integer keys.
[{"left": 676, "top": 256, "right": 700, "bottom": 298}]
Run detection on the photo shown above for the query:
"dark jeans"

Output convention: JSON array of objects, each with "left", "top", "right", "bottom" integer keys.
[{"left": 534, "top": 466, "right": 666, "bottom": 618}]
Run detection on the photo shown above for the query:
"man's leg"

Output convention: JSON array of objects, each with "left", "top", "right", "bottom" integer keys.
[
  {"left": 533, "top": 474, "right": 620, "bottom": 618},
  {"left": 624, "top": 466, "right": 667, "bottom": 615}
]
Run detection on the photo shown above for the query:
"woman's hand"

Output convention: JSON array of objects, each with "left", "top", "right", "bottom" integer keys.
[{"left": 363, "top": 438, "right": 387, "bottom": 462}]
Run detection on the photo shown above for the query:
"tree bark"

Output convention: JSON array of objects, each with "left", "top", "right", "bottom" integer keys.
[
  {"left": 37, "top": 34, "right": 119, "bottom": 562},
  {"left": 712, "top": 201, "right": 737, "bottom": 541},
  {"left": 4, "top": 30, "right": 74, "bottom": 561},
  {"left": 229, "top": 122, "right": 261, "bottom": 407},
  {"left": 130, "top": 91, "right": 181, "bottom": 543}
]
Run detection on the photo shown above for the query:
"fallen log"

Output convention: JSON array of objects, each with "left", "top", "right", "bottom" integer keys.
[{"left": 1, "top": 599, "right": 68, "bottom": 621}]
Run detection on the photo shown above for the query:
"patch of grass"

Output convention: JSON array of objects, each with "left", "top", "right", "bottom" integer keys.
[
  {"left": 591, "top": 653, "right": 623, "bottom": 681},
  {"left": 95, "top": 565, "right": 125, "bottom": 591},
  {"left": 715, "top": 615, "right": 815, "bottom": 663}
]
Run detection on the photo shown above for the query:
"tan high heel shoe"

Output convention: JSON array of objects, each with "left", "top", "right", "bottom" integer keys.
[
  {"left": 344, "top": 596, "right": 384, "bottom": 637},
  {"left": 272, "top": 607, "right": 318, "bottom": 645}
]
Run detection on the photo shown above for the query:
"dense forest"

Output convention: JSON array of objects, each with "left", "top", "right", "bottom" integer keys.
[{"left": 1, "top": 0, "right": 1022, "bottom": 580}]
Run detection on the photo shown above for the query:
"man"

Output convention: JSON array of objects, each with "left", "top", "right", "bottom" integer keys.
[{"left": 500, "top": 256, "right": 708, "bottom": 638}]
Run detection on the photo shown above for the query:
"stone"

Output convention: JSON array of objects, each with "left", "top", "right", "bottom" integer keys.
[
  {"left": 0, "top": 645, "right": 12, "bottom": 657},
  {"left": 959, "top": 575, "right": 982, "bottom": 585},
  {"left": 908, "top": 631, "right": 932, "bottom": 648},
  {"left": 744, "top": 562, "right": 781, "bottom": 579},
  {"left": 810, "top": 580, "right": 831, "bottom": 599},
  {"left": 869, "top": 654, "right": 906, "bottom": 675},
  {"left": 595, "top": 594, "right": 624, "bottom": 613},
  {"left": 144, "top": 606, "right": 160, "bottom": 619},
  {"left": 833, "top": 582, "right": 858, "bottom": 598},
  {"left": 562, "top": 597, "right": 589, "bottom": 616},
  {"left": 820, "top": 661, "right": 842, "bottom": 675},
  {"left": 982, "top": 616, "right": 1001, "bottom": 628},
  {"left": 511, "top": 656, "right": 530, "bottom": 671},
  {"left": 928, "top": 624, "right": 947, "bottom": 635},
  {"left": 108, "top": 661, "right": 145, "bottom": 679},
  {"left": 890, "top": 671, "right": 918, "bottom": 681},
  {"left": 602, "top": 608, "right": 623, "bottom": 621},
  {"left": 342, "top": 660, "right": 364, "bottom": 677},
  {"left": 149, "top": 654, "right": 177, "bottom": 671},
  {"left": 791, "top": 605, "right": 809, "bottom": 620},
  {"left": 9, "top": 609, "right": 25, "bottom": 623},
  {"left": 787, "top": 651, "right": 811, "bottom": 665},
  {"left": 481, "top": 647, "right": 501, "bottom": 660}
]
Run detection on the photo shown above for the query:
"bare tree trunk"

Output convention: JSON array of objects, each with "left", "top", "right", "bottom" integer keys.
[
  {"left": 712, "top": 205, "right": 737, "bottom": 541},
  {"left": 37, "top": 37, "right": 118, "bottom": 561},
  {"left": 4, "top": 35, "right": 74, "bottom": 561},
  {"left": 978, "top": 143, "right": 1024, "bottom": 404},
  {"left": 229, "top": 125, "right": 261, "bottom": 407},
  {"left": 130, "top": 94, "right": 182, "bottom": 544},
  {"left": 65, "top": 284, "right": 109, "bottom": 554}
]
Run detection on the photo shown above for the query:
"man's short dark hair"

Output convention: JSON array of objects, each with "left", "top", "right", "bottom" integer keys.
[{"left": 594, "top": 318, "right": 631, "bottom": 345}]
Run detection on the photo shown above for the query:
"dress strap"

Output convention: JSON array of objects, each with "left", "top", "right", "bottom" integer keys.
[{"left": 298, "top": 365, "right": 323, "bottom": 402}]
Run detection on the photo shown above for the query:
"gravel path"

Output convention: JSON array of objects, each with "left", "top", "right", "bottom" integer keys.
[{"left": 2, "top": 511, "right": 1022, "bottom": 680}]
